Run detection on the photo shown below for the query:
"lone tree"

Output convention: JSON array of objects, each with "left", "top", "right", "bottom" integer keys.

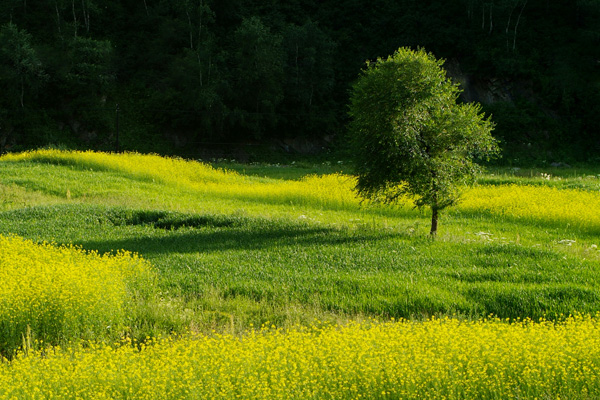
[{"left": 348, "top": 47, "right": 499, "bottom": 236}]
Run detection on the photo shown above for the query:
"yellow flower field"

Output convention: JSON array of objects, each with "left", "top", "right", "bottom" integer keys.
[
  {"left": 0, "top": 149, "right": 242, "bottom": 186},
  {"left": 1, "top": 316, "right": 599, "bottom": 399},
  {"left": 0, "top": 234, "right": 154, "bottom": 356},
  {"left": 1, "top": 150, "right": 368, "bottom": 213},
  {"left": 2, "top": 150, "right": 600, "bottom": 398},
  {"left": 459, "top": 184, "right": 600, "bottom": 233}
]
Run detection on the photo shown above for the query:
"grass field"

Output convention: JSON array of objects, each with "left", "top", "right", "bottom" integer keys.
[{"left": 1, "top": 150, "right": 599, "bottom": 399}]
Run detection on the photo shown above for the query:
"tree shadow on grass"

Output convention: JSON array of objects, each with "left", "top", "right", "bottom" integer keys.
[
  {"left": 37, "top": 207, "right": 398, "bottom": 256},
  {"left": 0, "top": 204, "right": 410, "bottom": 259},
  {"left": 76, "top": 224, "right": 399, "bottom": 256}
]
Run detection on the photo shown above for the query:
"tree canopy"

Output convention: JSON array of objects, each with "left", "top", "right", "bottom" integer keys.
[
  {"left": 0, "top": 0, "right": 598, "bottom": 162},
  {"left": 349, "top": 47, "right": 499, "bottom": 236}
]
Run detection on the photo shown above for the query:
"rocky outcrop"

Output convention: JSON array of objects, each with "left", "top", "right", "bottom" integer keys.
[{"left": 444, "top": 59, "right": 532, "bottom": 105}]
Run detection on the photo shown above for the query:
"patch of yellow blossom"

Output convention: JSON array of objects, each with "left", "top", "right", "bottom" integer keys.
[
  {"left": 459, "top": 184, "right": 600, "bottom": 233},
  {"left": 1, "top": 316, "right": 599, "bottom": 399},
  {"left": 0, "top": 234, "right": 154, "bottom": 356},
  {"left": 4, "top": 150, "right": 600, "bottom": 228},
  {"left": 0, "top": 149, "right": 241, "bottom": 185},
  {"left": 0, "top": 149, "right": 366, "bottom": 212}
]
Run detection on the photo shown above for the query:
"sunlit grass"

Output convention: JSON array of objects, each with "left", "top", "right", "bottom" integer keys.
[
  {"left": 4, "top": 149, "right": 600, "bottom": 232},
  {"left": 0, "top": 149, "right": 399, "bottom": 211},
  {"left": 0, "top": 150, "right": 599, "bottom": 327},
  {"left": 0, "top": 150, "right": 600, "bottom": 398}
]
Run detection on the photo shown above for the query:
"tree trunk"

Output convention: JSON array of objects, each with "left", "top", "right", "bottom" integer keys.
[
  {"left": 513, "top": 0, "right": 527, "bottom": 51},
  {"left": 207, "top": 54, "right": 212, "bottom": 85},
  {"left": 82, "top": 0, "right": 90, "bottom": 33},
  {"left": 481, "top": 4, "right": 485, "bottom": 30},
  {"left": 55, "top": 1, "right": 62, "bottom": 34},
  {"left": 430, "top": 207, "right": 439, "bottom": 237},
  {"left": 72, "top": 0, "right": 78, "bottom": 37},
  {"left": 20, "top": 76, "right": 25, "bottom": 108},
  {"left": 488, "top": 1, "right": 493, "bottom": 34},
  {"left": 186, "top": 8, "right": 193, "bottom": 49},
  {"left": 197, "top": 51, "right": 203, "bottom": 87},
  {"left": 506, "top": 2, "right": 517, "bottom": 51}
]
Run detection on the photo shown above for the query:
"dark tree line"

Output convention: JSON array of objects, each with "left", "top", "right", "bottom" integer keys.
[{"left": 1, "top": 0, "right": 599, "bottom": 162}]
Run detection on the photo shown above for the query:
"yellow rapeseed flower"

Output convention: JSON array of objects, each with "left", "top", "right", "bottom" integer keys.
[
  {"left": 0, "top": 234, "right": 155, "bottom": 356},
  {"left": 0, "top": 316, "right": 598, "bottom": 399}
]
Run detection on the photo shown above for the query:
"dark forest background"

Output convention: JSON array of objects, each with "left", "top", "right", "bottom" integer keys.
[{"left": 1, "top": 0, "right": 599, "bottom": 164}]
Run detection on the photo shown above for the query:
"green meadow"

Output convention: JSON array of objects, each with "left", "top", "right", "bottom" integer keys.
[
  {"left": 1, "top": 150, "right": 600, "bottom": 398},
  {"left": 1, "top": 151, "right": 599, "bottom": 341}
]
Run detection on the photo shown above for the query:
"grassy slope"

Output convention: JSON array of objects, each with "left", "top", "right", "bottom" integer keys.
[{"left": 0, "top": 151, "right": 599, "bottom": 338}]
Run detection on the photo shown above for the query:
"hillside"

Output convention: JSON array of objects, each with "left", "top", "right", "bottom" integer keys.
[{"left": 1, "top": 1, "right": 599, "bottom": 163}]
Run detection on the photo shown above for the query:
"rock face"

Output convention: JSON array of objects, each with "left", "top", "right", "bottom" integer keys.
[
  {"left": 444, "top": 59, "right": 531, "bottom": 105},
  {"left": 550, "top": 162, "right": 571, "bottom": 168}
]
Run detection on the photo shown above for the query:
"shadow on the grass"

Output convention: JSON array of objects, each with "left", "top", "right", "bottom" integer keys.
[
  {"left": 0, "top": 204, "right": 403, "bottom": 256},
  {"left": 77, "top": 223, "right": 400, "bottom": 255}
]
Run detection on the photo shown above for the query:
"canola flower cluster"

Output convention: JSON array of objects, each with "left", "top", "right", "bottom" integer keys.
[
  {"left": 459, "top": 184, "right": 600, "bottom": 233},
  {"left": 0, "top": 149, "right": 241, "bottom": 186},
  {"left": 0, "top": 234, "right": 154, "bottom": 356},
  {"left": 1, "top": 316, "right": 599, "bottom": 399},
  {"left": 1, "top": 149, "right": 366, "bottom": 212}
]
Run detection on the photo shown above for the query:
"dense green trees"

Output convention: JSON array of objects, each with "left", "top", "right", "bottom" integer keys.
[
  {"left": 0, "top": 0, "right": 598, "bottom": 161},
  {"left": 0, "top": 23, "right": 45, "bottom": 109},
  {"left": 0, "top": 22, "right": 46, "bottom": 151},
  {"left": 281, "top": 21, "right": 336, "bottom": 137},
  {"left": 230, "top": 16, "right": 284, "bottom": 139}
]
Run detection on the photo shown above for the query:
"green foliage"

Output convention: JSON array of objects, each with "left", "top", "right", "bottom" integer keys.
[
  {"left": 0, "top": 23, "right": 46, "bottom": 109},
  {"left": 348, "top": 47, "right": 499, "bottom": 234},
  {"left": 280, "top": 21, "right": 337, "bottom": 137},
  {"left": 0, "top": 0, "right": 599, "bottom": 160},
  {"left": 229, "top": 16, "right": 284, "bottom": 139},
  {"left": 0, "top": 23, "right": 47, "bottom": 152},
  {"left": 64, "top": 37, "right": 114, "bottom": 92}
]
